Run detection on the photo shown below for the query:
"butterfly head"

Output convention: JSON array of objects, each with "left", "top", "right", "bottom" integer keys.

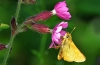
[
  {"left": 64, "top": 32, "right": 72, "bottom": 39},
  {"left": 63, "top": 27, "right": 76, "bottom": 39}
]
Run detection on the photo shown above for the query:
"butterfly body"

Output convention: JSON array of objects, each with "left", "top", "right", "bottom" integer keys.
[{"left": 57, "top": 32, "right": 86, "bottom": 62}]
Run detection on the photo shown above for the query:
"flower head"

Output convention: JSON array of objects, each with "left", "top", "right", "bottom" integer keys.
[
  {"left": 52, "top": 1, "right": 71, "bottom": 20},
  {"left": 49, "top": 21, "right": 68, "bottom": 48}
]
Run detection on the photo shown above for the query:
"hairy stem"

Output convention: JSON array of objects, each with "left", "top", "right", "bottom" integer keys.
[
  {"left": 2, "top": 22, "right": 25, "bottom": 65},
  {"left": 2, "top": 35, "right": 15, "bottom": 65},
  {"left": 15, "top": 0, "right": 22, "bottom": 22},
  {"left": 2, "top": 0, "right": 22, "bottom": 65}
]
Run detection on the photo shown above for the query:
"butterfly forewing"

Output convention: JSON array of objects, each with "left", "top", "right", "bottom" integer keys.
[{"left": 57, "top": 33, "right": 86, "bottom": 62}]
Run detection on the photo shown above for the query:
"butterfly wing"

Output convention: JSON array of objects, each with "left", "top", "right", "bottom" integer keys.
[
  {"left": 57, "top": 39, "right": 68, "bottom": 60},
  {"left": 58, "top": 33, "right": 86, "bottom": 62},
  {"left": 58, "top": 39, "right": 75, "bottom": 62}
]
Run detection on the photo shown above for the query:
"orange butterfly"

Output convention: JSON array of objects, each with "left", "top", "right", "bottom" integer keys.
[{"left": 57, "top": 32, "right": 86, "bottom": 62}]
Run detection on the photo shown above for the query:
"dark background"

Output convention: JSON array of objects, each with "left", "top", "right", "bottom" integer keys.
[{"left": 0, "top": 0, "right": 100, "bottom": 65}]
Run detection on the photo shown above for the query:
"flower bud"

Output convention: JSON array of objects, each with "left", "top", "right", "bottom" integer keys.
[
  {"left": 32, "top": 23, "right": 50, "bottom": 33},
  {"left": 26, "top": 11, "right": 52, "bottom": 22},
  {"left": 11, "top": 17, "right": 17, "bottom": 35},
  {"left": 0, "top": 44, "right": 6, "bottom": 50}
]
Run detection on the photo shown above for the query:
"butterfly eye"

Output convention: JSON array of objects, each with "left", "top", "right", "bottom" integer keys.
[{"left": 66, "top": 36, "right": 69, "bottom": 38}]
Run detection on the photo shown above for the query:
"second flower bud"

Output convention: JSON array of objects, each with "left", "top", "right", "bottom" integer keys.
[{"left": 31, "top": 23, "right": 50, "bottom": 33}]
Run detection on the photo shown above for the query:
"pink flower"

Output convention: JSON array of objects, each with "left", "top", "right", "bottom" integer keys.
[
  {"left": 52, "top": 1, "right": 71, "bottom": 20},
  {"left": 49, "top": 21, "right": 68, "bottom": 48}
]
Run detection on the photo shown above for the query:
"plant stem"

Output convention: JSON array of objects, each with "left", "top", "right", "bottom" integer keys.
[
  {"left": 2, "top": 23, "right": 25, "bottom": 65},
  {"left": 2, "top": 0, "right": 22, "bottom": 65},
  {"left": 2, "top": 34, "right": 15, "bottom": 65},
  {"left": 15, "top": 0, "right": 22, "bottom": 22},
  {"left": 38, "top": 35, "right": 48, "bottom": 65}
]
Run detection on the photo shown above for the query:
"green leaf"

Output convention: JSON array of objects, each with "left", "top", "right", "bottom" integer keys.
[{"left": 0, "top": 23, "right": 9, "bottom": 30}]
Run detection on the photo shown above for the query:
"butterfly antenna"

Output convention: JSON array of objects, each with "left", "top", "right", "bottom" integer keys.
[{"left": 70, "top": 27, "right": 76, "bottom": 34}]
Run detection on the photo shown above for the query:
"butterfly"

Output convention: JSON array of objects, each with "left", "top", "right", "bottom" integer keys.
[{"left": 57, "top": 32, "right": 86, "bottom": 62}]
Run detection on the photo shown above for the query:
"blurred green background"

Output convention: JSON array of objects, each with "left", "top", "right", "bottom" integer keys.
[{"left": 0, "top": 0, "right": 100, "bottom": 65}]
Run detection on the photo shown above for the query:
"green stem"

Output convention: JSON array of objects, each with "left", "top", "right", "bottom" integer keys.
[
  {"left": 15, "top": 0, "right": 22, "bottom": 22},
  {"left": 38, "top": 35, "right": 48, "bottom": 65},
  {"left": 2, "top": 0, "right": 22, "bottom": 65},
  {"left": 2, "top": 34, "right": 15, "bottom": 65},
  {"left": 1, "top": 23, "right": 25, "bottom": 65},
  {"left": 2, "top": 23, "right": 25, "bottom": 65}
]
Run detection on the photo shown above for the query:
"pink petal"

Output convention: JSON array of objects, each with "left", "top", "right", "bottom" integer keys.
[
  {"left": 54, "top": 1, "right": 67, "bottom": 9},
  {"left": 52, "top": 33, "right": 60, "bottom": 42},
  {"left": 58, "top": 22, "right": 68, "bottom": 28},
  {"left": 49, "top": 42, "right": 54, "bottom": 48},
  {"left": 56, "top": 7, "right": 69, "bottom": 12},
  {"left": 57, "top": 12, "right": 71, "bottom": 20},
  {"left": 62, "top": 22, "right": 68, "bottom": 28},
  {"left": 55, "top": 26, "right": 62, "bottom": 33},
  {"left": 60, "top": 30, "right": 67, "bottom": 36}
]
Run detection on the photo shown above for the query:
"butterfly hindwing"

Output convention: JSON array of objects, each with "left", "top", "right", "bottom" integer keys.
[{"left": 57, "top": 33, "right": 86, "bottom": 62}]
